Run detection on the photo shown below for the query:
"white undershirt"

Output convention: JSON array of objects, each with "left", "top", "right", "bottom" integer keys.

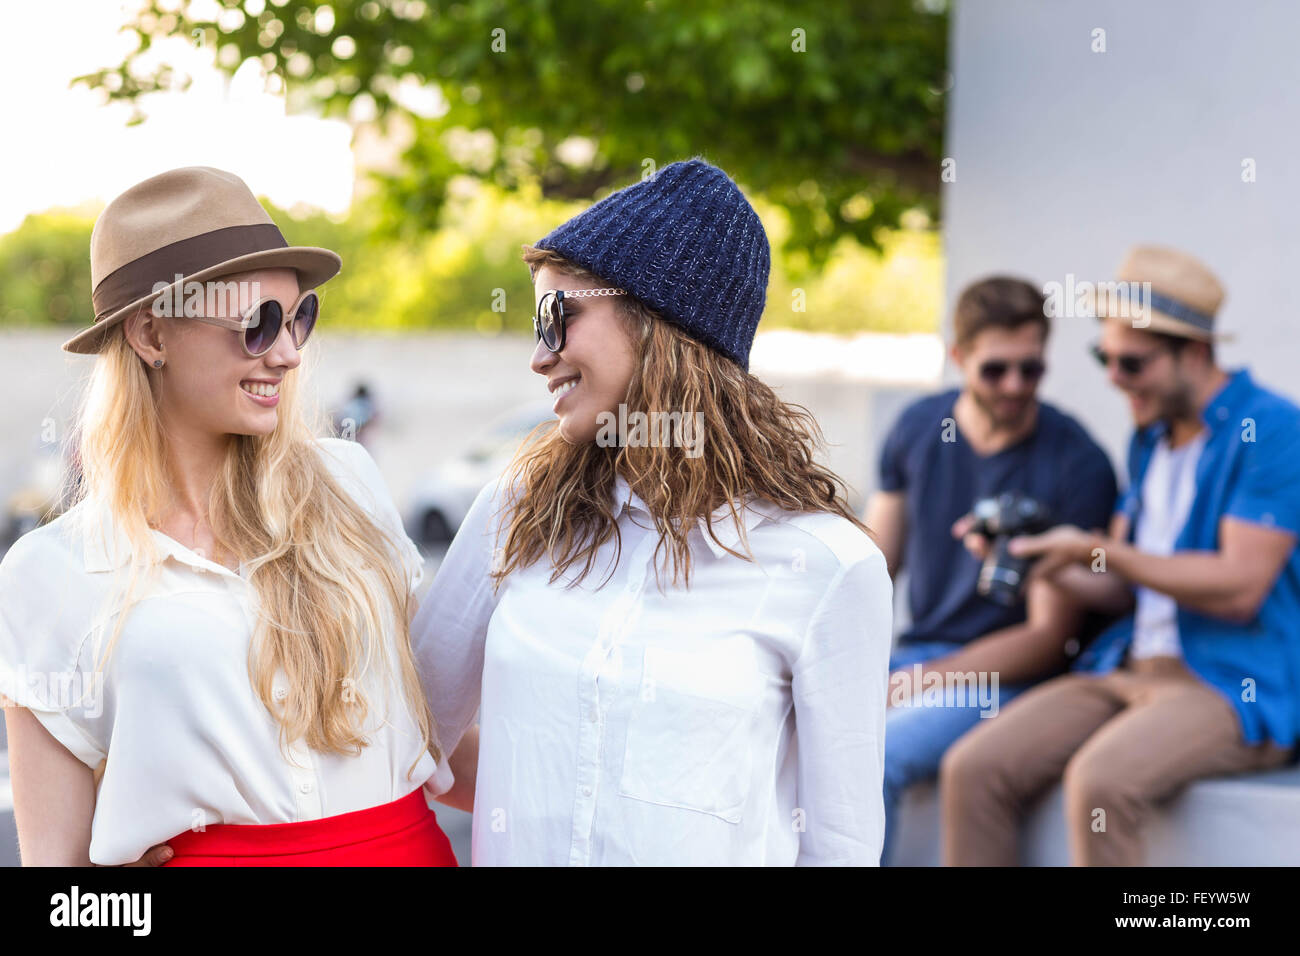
[
  {"left": 0, "top": 437, "right": 449, "bottom": 865},
  {"left": 412, "top": 474, "right": 893, "bottom": 866},
  {"left": 1130, "top": 429, "right": 1208, "bottom": 660}
]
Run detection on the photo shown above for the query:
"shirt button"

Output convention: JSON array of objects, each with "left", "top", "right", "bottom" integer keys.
[
  {"left": 273, "top": 686, "right": 288, "bottom": 701},
  {"left": 588, "top": 708, "right": 598, "bottom": 723},
  {"left": 582, "top": 786, "right": 593, "bottom": 797},
  {"left": 298, "top": 780, "right": 314, "bottom": 794}
]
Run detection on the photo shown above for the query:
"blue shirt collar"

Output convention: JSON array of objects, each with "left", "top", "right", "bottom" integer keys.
[
  {"left": 1200, "top": 367, "right": 1254, "bottom": 433},
  {"left": 1137, "top": 367, "right": 1253, "bottom": 444}
]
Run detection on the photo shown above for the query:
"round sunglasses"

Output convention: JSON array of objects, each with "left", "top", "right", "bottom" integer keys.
[
  {"left": 186, "top": 290, "right": 320, "bottom": 357},
  {"left": 532, "top": 287, "right": 626, "bottom": 352},
  {"left": 1089, "top": 342, "right": 1163, "bottom": 377},
  {"left": 977, "top": 357, "right": 1046, "bottom": 384}
]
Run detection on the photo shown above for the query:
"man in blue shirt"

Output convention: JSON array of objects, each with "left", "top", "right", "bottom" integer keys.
[
  {"left": 866, "top": 276, "right": 1117, "bottom": 864},
  {"left": 942, "top": 246, "right": 1299, "bottom": 866}
]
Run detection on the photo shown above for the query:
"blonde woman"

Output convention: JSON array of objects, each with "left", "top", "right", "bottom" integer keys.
[
  {"left": 0, "top": 167, "right": 470, "bottom": 866},
  {"left": 415, "top": 159, "right": 893, "bottom": 865}
]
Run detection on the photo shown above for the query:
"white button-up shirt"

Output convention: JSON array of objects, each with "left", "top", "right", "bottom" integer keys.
[
  {"left": 414, "top": 474, "right": 892, "bottom": 865},
  {"left": 0, "top": 437, "right": 447, "bottom": 865}
]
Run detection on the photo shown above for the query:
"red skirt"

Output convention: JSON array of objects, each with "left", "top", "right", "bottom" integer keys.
[{"left": 162, "top": 787, "right": 459, "bottom": 866}]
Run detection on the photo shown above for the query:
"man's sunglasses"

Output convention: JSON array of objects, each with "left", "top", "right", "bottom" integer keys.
[
  {"left": 1089, "top": 343, "right": 1162, "bottom": 376},
  {"left": 187, "top": 290, "right": 320, "bottom": 358},
  {"left": 977, "top": 358, "right": 1046, "bottom": 384},
  {"left": 532, "top": 287, "right": 626, "bottom": 352}
]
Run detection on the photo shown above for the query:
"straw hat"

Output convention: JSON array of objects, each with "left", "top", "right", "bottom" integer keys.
[
  {"left": 63, "top": 166, "right": 341, "bottom": 354},
  {"left": 1092, "top": 245, "right": 1230, "bottom": 342}
]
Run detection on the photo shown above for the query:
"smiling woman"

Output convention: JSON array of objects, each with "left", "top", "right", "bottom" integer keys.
[
  {"left": 0, "top": 166, "right": 462, "bottom": 867},
  {"left": 413, "top": 158, "right": 893, "bottom": 867}
]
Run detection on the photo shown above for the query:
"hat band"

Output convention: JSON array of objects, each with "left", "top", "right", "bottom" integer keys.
[
  {"left": 1116, "top": 285, "right": 1215, "bottom": 332},
  {"left": 91, "top": 222, "right": 288, "bottom": 321}
]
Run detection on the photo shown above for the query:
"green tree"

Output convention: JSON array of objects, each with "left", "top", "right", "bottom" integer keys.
[
  {"left": 77, "top": 0, "right": 948, "bottom": 263},
  {"left": 0, "top": 210, "right": 96, "bottom": 329},
  {"left": 0, "top": 188, "right": 940, "bottom": 336}
]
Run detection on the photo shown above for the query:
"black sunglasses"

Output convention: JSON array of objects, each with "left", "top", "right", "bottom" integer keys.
[
  {"left": 532, "top": 287, "right": 626, "bottom": 352},
  {"left": 189, "top": 290, "right": 320, "bottom": 358},
  {"left": 977, "top": 358, "right": 1046, "bottom": 384},
  {"left": 1090, "top": 343, "right": 1162, "bottom": 376}
]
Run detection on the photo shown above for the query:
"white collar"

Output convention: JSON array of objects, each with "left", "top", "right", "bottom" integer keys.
[
  {"left": 79, "top": 499, "right": 245, "bottom": 578},
  {"left": 610, "top": 474, "right": 782, "bottom": 560}
]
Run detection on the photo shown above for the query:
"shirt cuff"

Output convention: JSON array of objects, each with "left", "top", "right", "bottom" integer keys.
[
  {"left": 422, "top": 749, "right": 456, "bottom": 799},
  {"left": 1, "top": 697, "right": 106, "bottom": 769},
  {"left": 1225, "top": 504, "right": 1300, "bottom": 537}
]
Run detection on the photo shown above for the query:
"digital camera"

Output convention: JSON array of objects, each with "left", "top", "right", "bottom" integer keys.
[{"left": 969, "top": 492, "right": 1053, "bottom": 606}]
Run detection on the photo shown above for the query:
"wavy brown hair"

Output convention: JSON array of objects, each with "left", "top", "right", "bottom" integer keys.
[
  {"left": 492, "top": 247, "right": 873, "bottom": 592},
  {"left": 67, "top": 314, "right": 438, "bottom": 777}
]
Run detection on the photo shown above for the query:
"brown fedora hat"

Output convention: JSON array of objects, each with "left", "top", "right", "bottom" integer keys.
[
  {"left": 63, "top": 166, "right": 342, "bottom": 354},
  {"left": 1090, "top": 244, "right": 1232, "bottom": 342}
]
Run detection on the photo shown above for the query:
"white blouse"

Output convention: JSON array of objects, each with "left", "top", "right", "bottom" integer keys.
[
  {"left": 0, "top": 437, "right": 449, "bottom": 866},
  {"left": 414, "top": 474, "right": 892, "bottom": 865}
]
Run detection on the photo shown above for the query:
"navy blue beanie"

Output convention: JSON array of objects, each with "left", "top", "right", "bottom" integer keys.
[{"left": 533, "top": 158, "right": 770, "bottom": 370}]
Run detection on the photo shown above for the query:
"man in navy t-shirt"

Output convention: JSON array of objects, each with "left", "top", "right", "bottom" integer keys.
[{"left": 866, "top": 276, "right": 1117, "bottom": 864}]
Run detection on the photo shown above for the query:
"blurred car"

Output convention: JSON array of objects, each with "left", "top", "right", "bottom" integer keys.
[
  {"left": 3, "top": 441, "right": 74, "bottom": 550},
  {"left": 407, "top": 400, "right": 556, "bottom": 545}
]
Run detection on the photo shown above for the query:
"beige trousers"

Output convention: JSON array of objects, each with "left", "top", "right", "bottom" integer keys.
[{"left": 940, "top": 655, "right": 1295, "bottom": 866}]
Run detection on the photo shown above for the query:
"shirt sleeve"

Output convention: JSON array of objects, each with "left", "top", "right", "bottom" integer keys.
[
  {"left": 877, "top": 409, "right": 911, "bottom": 493},
  {"left": 791, "top": 545, "right": 893, "bottom": 865},
  {"left": 0, "top": 531, "right": 108, "bottom": 769},
  {"left": 1224, "top": 412, "right": 1300, "bottom": 536},
  {"left": 317, "top": 437, "right": 425, "bottom": 596},
  {"left": 1055, "top": 444, "right": 1119, "bottom": 532},
  {"left": 410, "top": 477, "right": 507, "bottom": 795}
]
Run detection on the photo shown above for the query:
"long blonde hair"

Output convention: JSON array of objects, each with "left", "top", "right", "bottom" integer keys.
[
  {"left": 493, "top": 247, "right": 872, "bottom": 592},
  {"left": 66, "top": 318, "right": 438, "bottom": 776}
]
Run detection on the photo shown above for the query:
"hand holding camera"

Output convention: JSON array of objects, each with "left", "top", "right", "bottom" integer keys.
[
  {"left": 969, "top": 493, "right": 1054, "bottom": 605},
  {"left": 953, "top": 496, "right": 1102, "bottom": 603}
]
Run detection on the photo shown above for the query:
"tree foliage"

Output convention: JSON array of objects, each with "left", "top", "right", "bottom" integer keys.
[
  {"left": 0, "top": 210, "right": 95, "bottom": 329},
  {"left": 0, "top": 186, "right": 940, "bottom": 335},
  {"left": 77, "top": 0, "right": 949, "bottom": 263}
]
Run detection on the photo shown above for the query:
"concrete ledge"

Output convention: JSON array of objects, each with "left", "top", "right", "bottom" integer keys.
[{"left": 892, "top": 763, "right": 1300, "bottom": 866}]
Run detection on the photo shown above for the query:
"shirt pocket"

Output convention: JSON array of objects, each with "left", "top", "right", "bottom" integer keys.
[{"left": 617, "top": 639, "right": 761, "bottom": 824}]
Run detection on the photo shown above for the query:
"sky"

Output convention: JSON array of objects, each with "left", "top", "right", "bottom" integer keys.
[{"left": 0, "top": 0, "right": 356, "bottom": 234}]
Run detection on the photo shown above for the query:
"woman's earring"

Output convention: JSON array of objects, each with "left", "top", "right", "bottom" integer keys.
[{"left": 153, "top": 359, "right": 164, "bottom": 368}]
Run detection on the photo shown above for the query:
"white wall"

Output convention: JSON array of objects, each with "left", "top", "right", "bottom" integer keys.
[{"left": 945, "top": 0, "right": 1300, "bottom": 475}]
